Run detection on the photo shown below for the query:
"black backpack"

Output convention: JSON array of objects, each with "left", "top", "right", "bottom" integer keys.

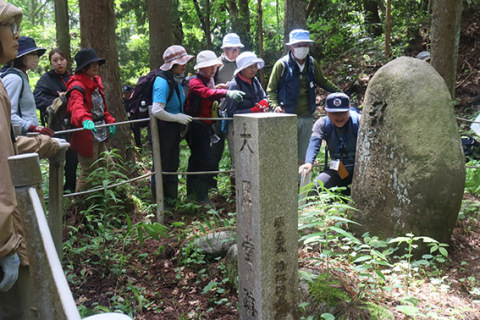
[
  {"left": 462, "top": 135, "right": 480, "bottom": 160},
  {"left": 46, "top": 85, "right": 84, "bottom": 138},
  {"left": 128, "top": 69, "right": 180, "bottom": 127}
]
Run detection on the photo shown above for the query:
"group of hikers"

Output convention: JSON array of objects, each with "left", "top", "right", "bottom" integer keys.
[{"left": 0, "top": 0, "right": 362, "bottom": 317}]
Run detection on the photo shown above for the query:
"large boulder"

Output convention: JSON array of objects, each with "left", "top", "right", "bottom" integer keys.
[{"left": 351, "top": 57, "right": 465, "bottom": 244}]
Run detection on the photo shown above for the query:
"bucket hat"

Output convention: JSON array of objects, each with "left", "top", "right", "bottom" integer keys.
[
  {"left": 0, "top": 0, "right": 22, "bottom": 26},
  {"left": 194, "top": 50, "right": 223, "bottom": 70},
  {"left": 221, "top": 33, "right": 244, "bottom": 49},
  {"left": 233, "top": 52, "right": 264, "bottom": 77},
  {"left": 74, "top": 48, "right": 105, "bottom": 72},
  {"left": 160, "top": 45, "right": 194, "bottom": 71},
  {"left": 16, "top": 36, "right": 46, "bottom": 58},
  {"left": 325, "top": 92, "right": 350, "bottom": 112},
  {"left": 286, "top": 29, "right": 314, "bottom": 46}
]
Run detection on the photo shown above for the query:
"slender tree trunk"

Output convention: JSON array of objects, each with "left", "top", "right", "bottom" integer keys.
[
  {"left": 193, "top": 0, "right": 212, "bottom": 49},
  {"left": 237, "top": 0, "right": 252, "bottom": 49},
  {"left": 363, "top": 0, "right": 382, "bottom": 37},
  {"left": 284, "top": 0, "right": 307, "bottom": 41},
  {"left": 431, "top": 0, "right": 463, "bottom": 98},
  {"left": 148, "top": 0, "right": 173, "bottom": 69},
  {"left": 385, "top": 0, "right": 392, "bottom": 57},
  {"left": 306, "top": 0, "right": 315, "bottom": 20},
  {"left": 257, "top": 0, "right": 266, "bottom": 88},
  {"left": 79, "top": 0, "right": 135, "bottom": 162},
  {"left": 54, "top": 0, "right": 72, "bottom": 70}
]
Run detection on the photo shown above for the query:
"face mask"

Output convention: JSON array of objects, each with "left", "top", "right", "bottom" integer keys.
[
  {"left": 23, "top": 54, "right": 39, "bottom": 70},
  {"left": 293, "top": 47, "right": 310, "bottom": 60},
  {"left": 173, "top": 74, "right": 185, "bottom": 84}
]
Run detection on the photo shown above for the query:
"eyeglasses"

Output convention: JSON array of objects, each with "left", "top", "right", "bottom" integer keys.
[
  {"left": 1, "top": 22, "right": 20, "bottom": 35},
  {"left": 225, "top": 47, "right": 240, "bottom": 52}
]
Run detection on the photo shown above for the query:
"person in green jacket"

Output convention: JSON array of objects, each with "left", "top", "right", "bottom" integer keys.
[{"left": 267, "top": 29, "right": 340, "bottom": 165}]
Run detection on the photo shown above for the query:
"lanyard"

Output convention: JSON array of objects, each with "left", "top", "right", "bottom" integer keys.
[{"left": 333, "top": 125, "right": 349, "bottom": 156}]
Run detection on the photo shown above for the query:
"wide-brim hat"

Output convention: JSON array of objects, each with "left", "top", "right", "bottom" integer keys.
[
  {"left": 286, "top": 29, "right": 314, "bottom": 46},
  {"left": 160, "top": 45, "right": 194, "bottom": 71},
  {"left": 16, "top": 36, "right": 46, "bottom": 58},
  {"left": 194, "top": 50, "right": 223, "bottom": 70},
  {"left": 221, "top": 33, "right": 244, "bottom": 49},
  {"left": 74, "top": 48, "right": 105, "bottom": 72},
  {"left": 0, "top": 0, "right": 22, "bottom": 26},
  {"left": 325, "top": 92, "right": 350, "bottom": 112},
  {"left": 233, "top": 51, "right": 264, "bottom": 77}
]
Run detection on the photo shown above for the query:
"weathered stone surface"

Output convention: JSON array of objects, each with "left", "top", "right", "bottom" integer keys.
[
  {"left": 192, "top": 231, "right": 236, "bottom": 258},
  {"left": 234, "top": 113, "right": 299, "bottom": 320},
  {"left": 351, "top": 57, "right": 465, "bottom": 244}
]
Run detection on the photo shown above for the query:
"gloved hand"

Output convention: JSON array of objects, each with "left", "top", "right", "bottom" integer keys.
[
  {"left": 256, "top": 99, "right": 269, "bottom": 110},
  {"left": 0, "top": 253, "right": 20, "bottom": 292},
  {"left": 226, "top": 90, "right": 246, "bottom": 103},
  {"left": 174, "top": 113, "right": 192, "bottom": 125},
  {"left": 28, "top": 125, "right": 54, "bottom": 137},
  {"left": 109, "top": 125, "right": 116, "bottom": 137},
  {"left": 82, "top": 120, "right": 96, "bottom": 132},
  {"left": 250, "top": 105, "right": 265, "bottom": 113}
]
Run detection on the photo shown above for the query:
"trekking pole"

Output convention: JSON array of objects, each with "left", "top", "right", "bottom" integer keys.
[{"left": 53, "top": 118, "right": 150, "bottom": 136}]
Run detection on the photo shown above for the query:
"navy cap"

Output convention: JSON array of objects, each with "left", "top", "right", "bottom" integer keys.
[
  {"left": 122, "top": 85, "right": 133, "bottom": 93},
  {"left": 325, "top": 92, "right": 350, "bottom": 112}
]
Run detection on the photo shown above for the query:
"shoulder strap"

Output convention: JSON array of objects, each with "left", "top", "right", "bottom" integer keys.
[
  {"left": 66, "top": 85, "right": 85, "bottom": 98},
  {"left": 2, "top": 69, "right": 25, "bottom": 117},
  {"left": 158, "top": 70, "right": 181, "bottom": 103}
]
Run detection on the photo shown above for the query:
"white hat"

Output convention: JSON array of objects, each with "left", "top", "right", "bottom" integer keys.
[
  {"left": 221, "top": 33, "right": 244, "bottom": 49},
  {"left": 286, "top": 29, "right": 314, "bottom": 46},
  {"left": 233, "top": 52, "right": 264, "bottom": 77},
  {"left": 194, "top": 50, "right": 223, "bottom": 70}
]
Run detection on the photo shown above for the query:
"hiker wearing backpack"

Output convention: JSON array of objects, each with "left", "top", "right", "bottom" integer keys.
[
  {"left": 67, "top": 48, "right": 116, "bottom": 192},
  {"left": 1, "top": 36, "right": 54, "bottom": 137},
  {"left": 267, "top": 29, "right": 340, "bottom": 165},
  {"left": 185, "top": 50, "right": 246, "bottom": 204},
  {"left": 149, "top": 45, "right": 194, "bottom": 208},
  {"left": 33, "top": 48, "right": 78, "bottom": 193},
  {"left": 223, "top": 51, "right": 268, "bottom": 188},
  {"left": 298, "top": 93, "right": 360, "bottom": 193}
]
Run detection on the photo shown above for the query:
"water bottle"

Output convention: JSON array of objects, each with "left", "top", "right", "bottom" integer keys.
[{"left": 139, "top": 100, "right": 148, "bottom": 117}]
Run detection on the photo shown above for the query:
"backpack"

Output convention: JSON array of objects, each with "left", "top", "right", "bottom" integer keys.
[
  {"left": 461, "top": 135, "right": 480, "bottom": 160},
  {"left": 128, "top": 69, "right": 180, "bottom": 127},
  {"left": 1, "top": 68, "right": 25, "bottom": 117},
  {"left": 46, "top": 85, "right": 84, "bottom": 138}
]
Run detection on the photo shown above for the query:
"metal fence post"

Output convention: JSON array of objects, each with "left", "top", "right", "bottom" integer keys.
[{"left": 150, "top": 115, "right": 165, "bottom": 223}]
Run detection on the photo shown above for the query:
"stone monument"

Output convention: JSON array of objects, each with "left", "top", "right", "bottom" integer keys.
[
  {"left": 234, "top": 113, "right": 299, "bottom": 320},
  {"left": 351, "top": 57, "right": 465, "bottom": 245}
]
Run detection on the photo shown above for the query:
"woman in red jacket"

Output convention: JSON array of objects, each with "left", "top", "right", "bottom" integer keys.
[
  {"left": 185, "top": 50, "right": 245, "bottom": 203},
  {"left": 67, "top": 48, "right": 116, "bottom": 192}
]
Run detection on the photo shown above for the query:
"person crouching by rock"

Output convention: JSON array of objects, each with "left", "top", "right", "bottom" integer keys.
[
  {"left": 67, "top": 48, "right": 116, "bottom": 192},
  {"left": 298, "top": 93, "right": 360, "bottom": 194},
  {"left": 185, "top": 50, "right": 245, "bottom": 204}
]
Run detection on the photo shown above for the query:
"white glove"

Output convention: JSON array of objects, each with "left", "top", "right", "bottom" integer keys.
[
  {"left": 51, "top": 138, "right": 70, "bottom": 149},
  {"left": 0, "top": 253, "right": 20, "bottom": 292},
  {"left": 152, "top": 102, "right": 192, "bottom": 125}
]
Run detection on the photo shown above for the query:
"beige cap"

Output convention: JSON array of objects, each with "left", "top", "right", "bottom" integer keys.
[{"left": 0, "top": 0, "right": 22, "bottom": 25}]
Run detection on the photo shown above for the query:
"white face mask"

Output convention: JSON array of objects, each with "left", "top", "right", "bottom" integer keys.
[
  {"left": 293, "top": 47, "right": 310, "bottom": 60},
  {"left": 23, "top": 54, "right": 39, "bottom": 70}
]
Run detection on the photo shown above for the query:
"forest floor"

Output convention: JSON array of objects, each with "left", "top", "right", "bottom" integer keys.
[{"left": 64, "top": 9, "right": 480, "bottom": 320}]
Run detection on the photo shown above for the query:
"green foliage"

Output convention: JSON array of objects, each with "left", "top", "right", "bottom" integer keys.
[{"left": 465, "top": 160, "right": 480, "bottom": 196}]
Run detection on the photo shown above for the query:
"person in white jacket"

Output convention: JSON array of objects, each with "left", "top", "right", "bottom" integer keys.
[{"left": 150, "top": 45, "right": 194, "bottom": 208}]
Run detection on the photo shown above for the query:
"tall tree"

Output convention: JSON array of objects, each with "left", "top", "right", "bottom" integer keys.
[
  {"left": 79, "top": 0, "right": 135, "bottom": 162},
  {"left": 193, "top": 0, "right": 212, "bottom": 49},
  {"left": 430, "top": 0, "right": 463, "bottom": 98},
  {"left": 385, "top": 0, "right": 392, "bottom": 57},
  {"left": 363, "top": 0, "right": 382, "bottom": 37},
  {"left": 284, "top": 0, "right": 307, "bottom": 41},
  {"left": 148, "top": 0, "right": 173, "bottom": 69},
  {"left": 227, "top": 0, "right": 252, "bottom": 50},
  {"left": 257, "top": 0, "right": 266, "bottom": 88},
  {"left": 54, "top": 0, "right": 72, "bottom": 69}
]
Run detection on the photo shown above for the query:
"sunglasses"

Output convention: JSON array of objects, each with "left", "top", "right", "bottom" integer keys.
[{"left": 1, "top": 22, "right": 20, "bottom": 34}]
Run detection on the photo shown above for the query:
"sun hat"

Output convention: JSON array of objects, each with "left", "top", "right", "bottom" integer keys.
[
  {"left": 16, "top": 36, "right": 46, "bottom": 58},
  {"left": 233, "top": 52, "right": 264, "bottom": 77},
  {"left": 325, "top": 92, "right": 350, "bottom": 112},
  {"left": 0, "top": 0, "right": 22, "bottom": 25},
  {"left": 286, "top": 29, "right": 314, "bottom": 46},
  {"left": 221, "top": 33, "right": 244, "bottom": 49},
  {"left": 74, "top": 48, "right": 105, "bottom": 72},
  {"left": 160, "top": 45, "right": 194, "bottom": 71},
  {"left": 194, "top": 50, "right": 223, "bottom": 70},
  {"left": 416, "top": 51, "right": 431, "bottom": 61}
]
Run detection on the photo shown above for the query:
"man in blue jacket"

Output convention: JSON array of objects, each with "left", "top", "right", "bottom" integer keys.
[{"left": 298, "top": 92, "right": 360, "bottom": 190}]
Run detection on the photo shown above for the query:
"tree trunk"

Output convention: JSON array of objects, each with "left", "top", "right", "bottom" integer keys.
[
  {"left": 148, "top": 0, "right": 173, "bottom": 69},
  {"left": 257, "top": 0, "right": 266, "bottom": 88},
  {"left": 79, "top": 0, "right": 135, "bottom": 163},
  {"left": 284, "top": 0, "right": 307, "bottom": 41},
  {"left": 237, "top": 0, "right": 252, "bottom": 50},
  {"left": 363, "top": 0, "right": 382, "bottom": 37},
  {"left": 385, "top": 0, "right": 392, "bottom": 57},
  {"left": 430, "top": 0, "right": 463, "bottom": 98},
  {"left": 193, "top": 0, "right": 212, "bottom": 49},
  {"left": 54, "top": 0, "right": 72, "bottom": 70}
]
